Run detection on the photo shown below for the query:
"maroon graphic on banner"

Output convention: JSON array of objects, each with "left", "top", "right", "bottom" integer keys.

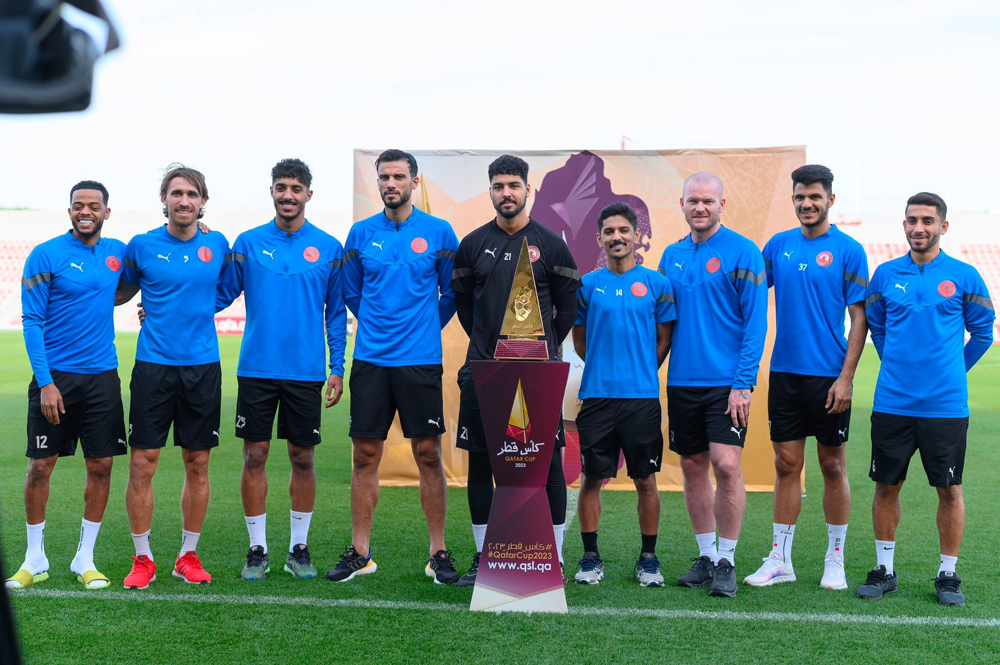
[{"left": 469, "top": 360, "right": 569, "bottom": 613}]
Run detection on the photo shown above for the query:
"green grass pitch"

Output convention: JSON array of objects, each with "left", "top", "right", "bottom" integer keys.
[{"left": 2, "top": 333, "right": 999, "bottom": 664}]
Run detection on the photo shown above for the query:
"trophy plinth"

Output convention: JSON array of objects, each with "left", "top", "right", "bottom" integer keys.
[
  {"left": 494, "top": 238, "right": 548, "bottom": 361},
  {"left": 494, "top": 338, "right": 549, "bottom": 360}
]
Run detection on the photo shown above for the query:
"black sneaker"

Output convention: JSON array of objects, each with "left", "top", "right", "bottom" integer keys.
[
  {"left": 857, "top": 565, "right": 898, "bottom": 599},
  {"left": 709, "top": 558, "right": 737, "bottom": 597},
  {"left": 934, "top": 571, "right": 966, "bottom": 606},
  {"left": 425, "top": 549, "right": 460, "bottom": 585},
  {"left": 677, "top": 556, "right": 715, "bottom": 588},
  {"left": 457, "top": 551, "right": 481, "bottom": 588},
  {"left": 325, "top": 546, "right": 377, "bottom": 583}
]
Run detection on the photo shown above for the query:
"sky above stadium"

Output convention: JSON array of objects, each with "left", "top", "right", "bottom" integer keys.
[{"left": 1, "top": 0, "right": 997, "bottom": 220}]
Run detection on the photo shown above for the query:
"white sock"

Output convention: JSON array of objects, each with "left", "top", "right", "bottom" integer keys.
[
  {"left": 939, "top": 554, "right": 957, "bottom": 575},
  {"left": 827, "top": 523, "right": 848, "bottom": 558},
  {"left": 245, "top": 514, "right": 267, "bottom": 554},
  {"left": 695, "top": 532, "right": 717, "bottom": 563},
  {"left": 23, "top": 521, "right": 48, "bottom": 573},
  {"left": 472, "top": 524, "right": 488, "bottom": 553},
  {"left": 132, "top": 530, "right": 153, "bottom": 560},
  {"left": 70, "top": 518, "right": 101, "bottom": 573},
  {"left": 876, "top": 540, "right": 895, "bottom": 574},
  {"left": 290, "top": 510, "right": 312, "bottom": 551},
  {"left": 771, "top": 523, "right": 795, "bottom": 563},
  {"left": 718, "top": 537, "right": 738, "bottom": 564},
  {"left": 180, "top": 529, "right": 200, "bottom": 556},
  {"left": 553, "top": 523, "right": 565, "bottom": 564}
]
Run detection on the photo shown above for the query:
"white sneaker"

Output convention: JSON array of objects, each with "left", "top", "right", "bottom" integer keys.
[
  {"left": 820, "top": 554, "right": 848, "bottom": 590},
  {"left": 574, "top": 553, "right": 604, "bottom": 585},
  {"left": 742, "top": 555, "right": 796, "bottom": 587}
]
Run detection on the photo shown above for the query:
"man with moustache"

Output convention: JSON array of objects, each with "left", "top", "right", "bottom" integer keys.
[
  {"left": 6, "top": 181, "right": 127, "bottom": 590},
  {"left": 451, "top": 154, "right": 582, "bottom": 587},
  {"left": 657, "top": 172, "right": 768, "bottom": 598},
  {"left": 744, "top": 165, "right": 869, "bottom": 591},
  {"left": 571, "top": 202, "right": 675, "bottom": 588},
  {"left": 326, "top": 149, "right": 460, "bottom": 585},
  {"left": 216, "top": 158, "right": 346, "bottom": 582},
  {"left": 116, "top": 165, "right": 231, "bottom": 588},
  {"left": 859, "top": 192, "right": 994, "bottom": 606}
]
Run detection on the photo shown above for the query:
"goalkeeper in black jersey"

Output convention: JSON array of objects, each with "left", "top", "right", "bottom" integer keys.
[{"left": 450, "top": 155, "right": 581, "bottom": 587}]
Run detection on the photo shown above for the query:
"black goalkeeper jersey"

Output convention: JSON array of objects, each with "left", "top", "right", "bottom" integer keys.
[{"left": 452, "top": 218, "right": 581, "bottom": 363}]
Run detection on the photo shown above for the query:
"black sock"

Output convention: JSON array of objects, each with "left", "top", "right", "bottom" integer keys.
[
  {"left": 467, "top": 451, "right": 494, "bottom": 524},
  {"left": 545, "top": 451, "right": 567, "bottom": 524},
  {"left": 641, "top": 533, "right": 657, "bottom": 556},
  {"left": 582, "top": 531, "right": 599, "bottom": 556}
]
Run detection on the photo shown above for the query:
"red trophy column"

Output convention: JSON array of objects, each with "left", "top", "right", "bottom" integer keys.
[{"left": 469, "top": 360, "right": 569, "bottom": 613}]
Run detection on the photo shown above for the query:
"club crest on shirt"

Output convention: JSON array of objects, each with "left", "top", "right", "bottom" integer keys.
[
  {"left": 706, "top": 257, "right": 721, "bottom": 274},
  {"left": 198, "top": 246, "right": 213, "bottom": 263},
  {"left": 106, "top": 256, "right": 121, "bottom": 272},
  {"left": 938, "top": 280, "right": 956, "bottom": 298},
  {"left": 411, "top": 237, "right": 428, "bottom": 254},
  {"left": 527, "top": 245, "right": 540, "bottom": 263},
  {"left": 816, "top": 251, "right": 833, "bottom": 267},
  {"left": 631, "top": 282, "right": 647, "bottom": 297},
  {"left": 303, "top": 246, "right": 320, "bottom": 263}
]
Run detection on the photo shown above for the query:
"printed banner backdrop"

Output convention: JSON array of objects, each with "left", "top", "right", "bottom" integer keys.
[{"left": 353, "top": 146, "right": 806, "bottom": 491}]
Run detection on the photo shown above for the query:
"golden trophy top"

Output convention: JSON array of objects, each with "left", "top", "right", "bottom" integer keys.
[{"left": 495, "top": 238, "right": 548, "bottom": 360}]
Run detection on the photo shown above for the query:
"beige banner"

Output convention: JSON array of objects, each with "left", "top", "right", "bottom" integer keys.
[{"left": 353, "top": 147, "right": 805, "bottom": 491}]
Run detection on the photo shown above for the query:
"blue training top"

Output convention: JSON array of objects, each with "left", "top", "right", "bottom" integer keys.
[
  {"left": 217, "top": 219, "right": 346, "bottom": 381},
  {"left": 657, "top": 225, "right": 768, "bottom": 389},
  {"left": 21, "top": 231, "right": 126, "bottom": 386},
  {"left": 575, "top": 265, "right": 677, "bottom": 399},
  {"left": 866, "top": 250, "right": 994, "bottom": 418},
  {"left": 763, "top": 225, "right": 869, "bottom": 377},
  {"left": 122, "top": 225, "right": 230, "bottom": 366},
  {"left": 342, "top": 207, "right": 458, "bottom": 367}
]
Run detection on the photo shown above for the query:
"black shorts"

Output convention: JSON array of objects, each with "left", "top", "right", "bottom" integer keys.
[
  {"left": 236, "top": 377, "right": 324, "bottom": 446},
  {"left": 128, "top": 360, "right": 222, "bottom": 451},
  {"left": 768, "top": 372, "right": 851, "bottom": 447},
  {"left": 349, "top": 359, "right": 444, "bottom": 440},
  {"left": 26, "top": 370, "right": 126, "bottom": 459},
  {"left": 870, "top": 412, "right": 968, "bottom": 488},
  {"left": 576, "top": 398, "right": 663, "bottom": 480},
  {"left": 667, "top": 385, "right": 746, "bottom": 456},
  {"left": 456, "top": 363, "right": 565, "bottom": 454}
]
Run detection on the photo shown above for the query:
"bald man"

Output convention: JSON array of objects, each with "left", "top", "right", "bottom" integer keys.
[{"left": 657, "top": 173, "right": 768, "bottom": 597}]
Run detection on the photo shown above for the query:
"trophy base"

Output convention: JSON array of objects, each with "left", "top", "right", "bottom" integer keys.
[{"left": 494, "top": 339, "right": 549, "bottom": 360}]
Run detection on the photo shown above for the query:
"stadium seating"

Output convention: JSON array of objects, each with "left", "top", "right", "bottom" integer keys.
[
  {"left": 861, "top": 242, "right": 910, "bottom": 278},
  {"left": 0, "top": 240, "right": 37, "bottom": 327},
  {"left": 960, "top": 244, "right": 1000, "bottom": 340}
]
